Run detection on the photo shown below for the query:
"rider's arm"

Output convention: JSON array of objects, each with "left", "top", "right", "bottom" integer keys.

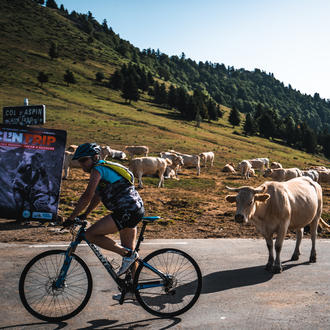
[
  {"left": 81, "top": 193, "right": 101, "bottom": 218},
  {"left": 67, "top": 169, "right": 101, "bottom": 221}
]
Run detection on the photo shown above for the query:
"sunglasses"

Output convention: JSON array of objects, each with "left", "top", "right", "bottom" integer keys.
[{"left": 78, "top": 157, "right": 91, "bottom": 163}]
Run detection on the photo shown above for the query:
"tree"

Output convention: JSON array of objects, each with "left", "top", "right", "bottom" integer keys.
[
  {"left": 243, "top": 113, "right": 256, "bottom": 136},
  {"left": 48, "top": 42, "right": 58, "bottom": 60},
  {"left": 63, "top": 69, "right": 76, "bottom": 86},
  {"left": 109, "top": 70, "right": 124, "bottom": 90},
  {"left": 37, "top": 71, "right": 48, "bottom": 87},
  {"left": 258, "top": 111, "right": 276, "bottom": 139},
  {"left": 229, "top": 106, "right": 241, "bottom": 127},
  {"left": 167, "top": 85, "right": 177, "bottom": 109},
  {"left": 121, "top": 76, "right": 139, "bottom": 103},
  {"left": 32, "top": 0, "right": 45, "bottom": 4},
  {"left": 46, "top": 0, "right": 58, "bottom": 9},
  {"left": 95, "top": 72, "right": 104, "bottom": 83}
]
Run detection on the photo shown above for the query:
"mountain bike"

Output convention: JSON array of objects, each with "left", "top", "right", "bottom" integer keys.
[{"left": 19, "top": 216, "right": 202, "bottom": 322}]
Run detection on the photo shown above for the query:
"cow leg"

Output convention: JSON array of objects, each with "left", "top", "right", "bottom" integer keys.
[
  {"left": 309, "top": 219, "right": 318, "bottom": 263},
  {"left": 265, "top": 236, "right": 274, "bottom": 272},
  {"left": 291, "top": 228, "right": 303, "bottom": 261},
  {"left": 63, "top": 167, "right": 69, "bottom": 180},
  {"left": 138, "top": 174, "right": 143, "bottom": 189},
  {"left": 158, "top": 173, "right": 164, "bottom": 188},
  {"left": 273, "top": 231, "right": 286, "bottom": 273}
]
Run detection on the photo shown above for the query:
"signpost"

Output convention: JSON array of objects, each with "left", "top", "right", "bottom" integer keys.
[{"left": 3, "top": 104, "right": 46, "bottom": 126}]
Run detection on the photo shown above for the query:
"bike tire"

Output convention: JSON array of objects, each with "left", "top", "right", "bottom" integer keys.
[
  {"left": 133, "top": 248, "right": 202, "bottom": 317},
  {"left": 19, "top": 249, "right": 92, "bottom": 322}
]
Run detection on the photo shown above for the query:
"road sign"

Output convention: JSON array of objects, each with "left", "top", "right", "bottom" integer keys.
[{"left": 2, "top": 105, "right": 46, "bottom": 125}]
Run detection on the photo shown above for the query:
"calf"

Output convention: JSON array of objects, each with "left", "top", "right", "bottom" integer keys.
[
  {"left": 225, "top": 177, "right": 323, "bottom": 273},
  {"left": 239, "top": 160, "right": 252, "bottom": 179},
  {"left": 62, "top": 151, "right": 80, "bottom": 179},
  {"left": 199, "top": 151, "right": 215, "bottom": 167},
  {"left": 169, "top": 150, "right": 200, "bottom": 176}
]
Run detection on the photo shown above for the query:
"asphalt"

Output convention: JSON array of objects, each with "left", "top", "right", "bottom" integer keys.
[{"left": 1, "top": 238, "right": 330, "bottom": 329}]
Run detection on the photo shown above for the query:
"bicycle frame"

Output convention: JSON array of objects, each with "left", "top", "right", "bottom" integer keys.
[{"left": 55, "top": 219, "right": 168, "bottom": 292}]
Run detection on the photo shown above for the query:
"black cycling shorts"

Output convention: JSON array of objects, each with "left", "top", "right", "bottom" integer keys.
[{"left": 112, "top": 207, "right": 144, "bottom": 231}]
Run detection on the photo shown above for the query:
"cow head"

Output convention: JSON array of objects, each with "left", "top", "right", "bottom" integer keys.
[
  {"left": 263, "top": 168, "right": 273, "bottom": 178},
  {"left": 225, "top": 186, "right": 270, "bottom": 223}
]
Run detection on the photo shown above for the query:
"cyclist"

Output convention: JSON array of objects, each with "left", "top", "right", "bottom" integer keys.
[{"left": 64, "top": 143, "right": 144, "bottom": 299}]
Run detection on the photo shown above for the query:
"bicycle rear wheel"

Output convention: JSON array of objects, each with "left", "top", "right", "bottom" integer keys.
[
  {"left": 134, "top": 248, "right": 202, "bottom": 317},
  {"left": 19, "top": 250, "right": 92, "bottom": 322}
]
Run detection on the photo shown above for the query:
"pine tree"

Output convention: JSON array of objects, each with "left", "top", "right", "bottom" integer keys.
[
  {"left": 64, "top": 69, "right": 76, "bottom": 86},
  {"left": 37, "top": 71, "right": 48, "bottom": 87},
  {"left": 121, "top": 76, "right": 139, "bottom": 103},
  {"left": 109, "top": 70, "right": 123, "bottom": 90},
  {"left": 46, "top": 0, "right": 58, "bottom": 9},
  {"left": 258, "top": 111, "right": 276, "bottom": 139},
  {"left": 229, "top": 106, "right": 241, "bottom": 127},
  {"left": 243, "top": 113, "right": 256, "bottom": 136},
  {"left": 95, "top": 72, "right": 104, "bottom": 83},
  {"left": 48, "top": 42, "right": 58, "bottom": 60}
]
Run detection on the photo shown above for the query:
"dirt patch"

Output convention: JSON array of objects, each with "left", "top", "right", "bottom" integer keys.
[{"left": 1, "top": 166, "right": 329, "bottom": 243}]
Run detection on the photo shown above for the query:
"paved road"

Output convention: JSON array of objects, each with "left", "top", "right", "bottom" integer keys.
[{"left": 1, "top": 238, "right": 330, "bottom": 329}]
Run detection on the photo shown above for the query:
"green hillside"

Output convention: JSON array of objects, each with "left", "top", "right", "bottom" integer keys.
[{"left": 0, "top": 0, "right": 329, "bottom": 169}]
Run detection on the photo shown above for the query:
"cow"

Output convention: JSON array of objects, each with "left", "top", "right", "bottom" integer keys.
[
  {"left": 101, "top": 146, "right": 127, "bottom": 160},
  {"left": 318, "top": 169, "right": 330, "bottom": 184},
  {"left": 168, "top": 150, "right": 200, "bottom": 176},
  {"left": 302, "top": 169, "right": 319, "bottom": 182},
  {"left": 222, "top": 164, "right": 236, "bottom": 173},
  {"left": 125, "top": 145, "right": 149, "bottom": 158},
  {"left": 160, "top": 152, "right": 184, "bottom": 179},
  {"left": 263, "top": 168, "right": 302, "bottom": 182},
  {"left": 67, "top": 144, "right": 78, "bottom": 153},
  {"left": 239, "top": 160, "right": 252, "bottom": 179},
  {"left": 247, "top": 158, "right": 269, "bottom": 173},
  {"left": 199, "top": 151, "right": 215, "bottom": 167},
  {"left": 225, "top": 176, "right": 323, "bottom": 273},
  {"left": 62, "top": 151, "right": 80, "bottom": 179},
  {"left": 270, "top": 162, "right": 283, "bottom": 169},
  {"left": 129, "top": 157, "right": 171, "bottom": 189}
]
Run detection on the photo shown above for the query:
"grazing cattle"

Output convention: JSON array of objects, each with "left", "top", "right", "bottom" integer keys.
[
  {"left": 263, "top": 168, "right": 302, "bottom": 182},
  {"left": 101, "top": 146, "right": 126, "bottom": 160},
  {"left": 239, "top": 160, "right": 252, "bottom": 179},
  {"left": 160, "top": 152, "right": 184, "bottom": 179},
  {"left": 249, "top": 168, "right": 256, "bottom": 177},
  {"left": 245, "top": 159, "right": 265, "bottom": 173},
  {"left": 199, "top": 151, "right": 215, "bottom": 167},
  {"left": 222, "top": 164, "right": 236, "bottom": 173},
  {"left": 129, "top": 157, "right": 171, "bottom": 188},
  {"left": 225, "top": 176, "right": 323, "bottom": 273},
  {"left": 270, "top": 162, "right": 283, "bottom": 169},
  {"left": 302, "top": 169, "right": 319, "bottom": 182},
  {"left": 168, "top": 150, "right": 200, "bottom": 176},
  {"left": 125, "top": 145, "right": 149, "bottom": 158},
  {"left": 318, "top": 170, "right": 330, "bottom": 184},
  {"left": 62, "top": 151, "right": 80, "bottom": 179}
]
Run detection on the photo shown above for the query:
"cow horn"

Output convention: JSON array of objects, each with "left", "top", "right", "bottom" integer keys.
[
  {"left": 226, "top": 186, "right": 241, "bottom": 192},
  {"left": 253, "top": 185, "right": 266, "bottom": 193}
]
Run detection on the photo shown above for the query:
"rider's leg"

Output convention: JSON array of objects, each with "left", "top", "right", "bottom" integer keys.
[
  {"left": 85, "top": 214, "right": 128, "bottom": 257},
  {"left": 120, "top": 227, "right": 138, "bottom": 275}
]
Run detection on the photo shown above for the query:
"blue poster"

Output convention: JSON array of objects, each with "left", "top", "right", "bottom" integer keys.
[{"left": 0, "top": 125, "right": 67, "bottom": 221}]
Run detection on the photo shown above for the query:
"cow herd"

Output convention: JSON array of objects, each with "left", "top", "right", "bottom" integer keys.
[{"left": 62, "top": 144, "right": 330, "bottom": 273}]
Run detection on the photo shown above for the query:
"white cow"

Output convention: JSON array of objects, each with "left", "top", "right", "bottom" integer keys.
[
  {"left": 302, "top": 169, "right": 319, "bottom": 182},
  {"left": 239, "top": 160, "right": 253, "bottom": 179},
  {"left": 168, "top": 150, "right": 200, "bottom": 176},
  {"left": 222, "top": 164, "right": 236, "bottom": 173},
  {"left": 62, "top": 151, "right": 80, "bottom": 179},
  {"left": 225, "top": 176, "right": 323, "bottom": 273},
  {"left": 101, "top": 146, "right": 126, "bottom": 160},
  {"left": 318, "top": 169, "right": 330, "bottom": 184},
  {"left": 67, "top": 144, "right": 78, "bottom": 153},
  {"left": 263, "top": 168, "right": 302, "bottom": 182},
  {"left": 129, "top": 157, "right": 171, "bottom": 188},
  {"left": 199, "top": 151, "right": 215, "bottom": 167},
  {"left": 125, "top": 145, "right": 149, "bottom": 158},
  {"left": 160, "top": 152, "right": 184, "bottom": 179},
  {"left": 270, "top": 162, "right": 283, "bottom": 169}
]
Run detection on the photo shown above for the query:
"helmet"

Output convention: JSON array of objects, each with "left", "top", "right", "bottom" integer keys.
[{"left": 72, "top": 143, "right": 101, "bottom": 160}]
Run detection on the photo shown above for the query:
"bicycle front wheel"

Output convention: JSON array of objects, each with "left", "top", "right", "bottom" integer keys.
[
  {"left": 134, "top": 248, "right": 202, "bottom": 317},
  {"left": 19, "top": 250, "right": 92, "bottom": 322}
]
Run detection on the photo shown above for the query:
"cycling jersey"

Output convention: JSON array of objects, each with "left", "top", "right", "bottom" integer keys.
[{"left": 93, "top": 160, "right": 144, "bottom": 229}]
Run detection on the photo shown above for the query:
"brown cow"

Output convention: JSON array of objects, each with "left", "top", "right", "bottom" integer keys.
[{"left": 225, "top": 177, "right": 323, "bottom": 273}]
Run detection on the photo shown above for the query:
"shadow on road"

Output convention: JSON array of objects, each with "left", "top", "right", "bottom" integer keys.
[
  {"left": 76, "top": 317, "right": 181, "bottom": 330},
  {"left": 201, "top": 265, "right": 273, "bottom": 294},
  {"left": 0, "top": 321, "right": 67, "bottom": 329}
]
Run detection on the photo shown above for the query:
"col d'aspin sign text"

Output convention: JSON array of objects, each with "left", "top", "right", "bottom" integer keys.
[{"left": 3, "top": 104, "right": 46, "bottom": 125}]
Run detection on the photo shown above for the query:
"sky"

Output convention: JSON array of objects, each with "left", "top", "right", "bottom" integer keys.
[{"left": 58, "top": 0, "right": 330, "bottom": 100}]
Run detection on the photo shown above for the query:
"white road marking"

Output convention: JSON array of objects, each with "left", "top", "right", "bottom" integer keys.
[{"left": 29, "top": 242, "right": 188, "bottom": 248}]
